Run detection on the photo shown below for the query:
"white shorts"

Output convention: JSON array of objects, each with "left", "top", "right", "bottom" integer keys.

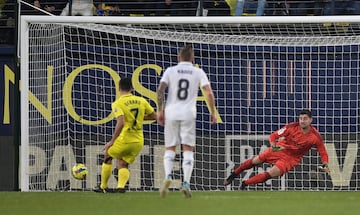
[{"left": 164, "top": 119, "right": 196, "bottom": 148}]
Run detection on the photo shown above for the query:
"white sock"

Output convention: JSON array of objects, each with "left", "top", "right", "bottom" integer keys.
[
  {"left": 182, "top": 151, "right": 194, "bottom": 184},
  {"left": 163, "top": 150, "right": 176, "bottom": 179}
]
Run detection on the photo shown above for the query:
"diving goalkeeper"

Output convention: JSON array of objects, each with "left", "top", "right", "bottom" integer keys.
[{"left": 224, "top": 109, "right": 330, "bottom": 189}]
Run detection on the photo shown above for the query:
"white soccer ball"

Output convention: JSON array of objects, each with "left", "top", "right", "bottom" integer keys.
[{"left": 71, "top": 163, "right": 88, "bottom": 180}]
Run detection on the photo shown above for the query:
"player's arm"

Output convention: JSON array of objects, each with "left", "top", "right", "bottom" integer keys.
[
  {"left": 319, "top": 163, "right": 330, "bottom": 175},
  {"left": 144, "top": 111, "right": 157, "bottom": 121},
  {"left": 315, "top": 135, "right": 330, "bottom": 174},
  {"left": 269, "top": 126, "right": 287, "bottom": 151},
  {"left": 202, "top": 84, "right": 216, "bottom": 124},
  {"left": 156, "top": 82, "right": 167, "bottom": 126},
  {"left": 104, "top": 116, "right": 124, "bottom": 151}
]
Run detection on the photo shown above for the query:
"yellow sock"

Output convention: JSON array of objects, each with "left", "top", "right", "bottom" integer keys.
[
  {"left": 100, "top": 163, "right": 112, "bottom": 189},
  {"left": 118, "top": 168, "right": 130, "bottom": 189}
]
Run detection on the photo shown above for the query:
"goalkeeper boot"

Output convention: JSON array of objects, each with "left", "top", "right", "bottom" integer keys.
[
  {"left": 181, "top": 181, "right": 192, "bottom": 199},
  {"left": 240, "top": 181, "right": 246, "bottom": 190},
  {"left": 160, "top": 174, "right": 172, "bottom": 198},
  {"left": 224, "top": 172, "right": 238, "bottom": 186}
]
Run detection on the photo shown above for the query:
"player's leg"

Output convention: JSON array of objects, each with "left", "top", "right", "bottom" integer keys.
[
  {"left": 93, "top": 153, "right": 113, "bottom": 193},
  {"left": 160, "top": 146, "right": 176, "bottom": 197},
  {"left": 116, "top": 142, "right": 143, "bottom": 193},
  {"left": 100, "top": 155, "right": 113, "bottom": 188},
  {"left": 242, "top": 165, "right": 282, "bottom": 188},
  {"left": 241, "top": 156, "right": 295, "bottom": 189},
  {"left": 163, "top": 146, "right": 176, "bottom": 180},
  {"left": 179, "top": 120, "right": 196, "bottom": 198},
  {"left": 181, "top": 144, "right": 194, "bottom": 199},
  {"left": 224, "top": 156, "right": 261, "bottom": 186},
  {"left": 116, "top": 159, "right": 129, "bottom": 193},
  {"left": 235, "top": 156, "right": 262, "bottom": 174},
  {"left": 224, "top": 151, "right": 266, "bottom": 186},
  {"left": 160, "top": 120, "right": 179, "bottom": 197}
]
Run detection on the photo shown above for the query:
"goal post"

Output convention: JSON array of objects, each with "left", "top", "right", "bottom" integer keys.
[{"left": 20, "top": 15, "right": 360, "bottom": 191}]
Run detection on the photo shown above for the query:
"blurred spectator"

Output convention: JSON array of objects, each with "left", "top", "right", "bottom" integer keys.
[
  {"left": 289, "top": 0, "right": 323, "bottom": 16},
  {"left": 234, "top": 0, "right": 267, "bottom": 16},
  {"left": 20, "top": 1, "right": 65, "bottom": 15},
  {"left": 40, "top": 0, "right": 64, "bottom": 15},
  {"left": 60, "top": 0, "right": 94, "bottom": 16},
  {"left": 96, "top": 2, "right": 120, "bottom": 16},
  {"left": 156, "top": 0, "right": 197, "bottom": 16},
  {"left": 267, "top": 1, "right": 289, "bottom": 15},
  {"left": 1, "top": 0, "right": 13, "bottom": 20},
  {"left": 203, "top": 0, "right": 231, "bottom": 16},
  {"left": 156, "top": 0, "right": 176, "bottom": 16},
  {"left": 0, "top": 0, "right": 6, "bottom": 17},
  {"left": 21, "top": 0, "right": 44, "bottom": 15},
  {"left": 0, "top": 0, "right": 14, "bottom": 45},
  {"left": 323, "top": 0, "right": 360, "bottom": 15},
  {"left": 113, "top": 0, "right": 147, "bottom": 16},
  {"left": 37, "top": 1, "right": 65, "bottom": 15}
]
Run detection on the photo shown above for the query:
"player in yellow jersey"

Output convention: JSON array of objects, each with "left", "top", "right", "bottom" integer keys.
[{"left": 94, "top": 77, "right": 157, "bottom": 193}]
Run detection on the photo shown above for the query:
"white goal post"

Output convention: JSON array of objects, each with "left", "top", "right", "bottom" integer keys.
[{"left": 20, "top": 15, "right": 360, "bottom": 191}]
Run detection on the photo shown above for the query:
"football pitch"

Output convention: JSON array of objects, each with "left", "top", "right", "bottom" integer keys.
[{"left": 0, "top": 191, "right": 359, "bottom": 215}]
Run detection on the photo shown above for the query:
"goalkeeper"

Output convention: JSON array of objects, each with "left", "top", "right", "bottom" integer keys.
[{"left": 224, "top": 109, "right": 330, "bottom": 189}]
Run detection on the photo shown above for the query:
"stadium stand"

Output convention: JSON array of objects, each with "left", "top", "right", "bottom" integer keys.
[{"left": 0, "top": 0, "right": 360, "bottom": 46}]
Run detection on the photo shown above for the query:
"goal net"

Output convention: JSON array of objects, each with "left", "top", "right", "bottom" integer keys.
[{"left": 20, "top": 16, "right": 360, "bottom": 191}]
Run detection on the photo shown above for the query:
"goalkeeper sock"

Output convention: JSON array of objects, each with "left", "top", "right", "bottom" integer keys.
[
  {"left": 118, "top": 168, "right": 130, "bottom": 189},
  {"left": 244, "top": 172, "right": 271, "bottom": 185},
  {"left": 164, "top": 150, "right": 176, "bottom": 178},
  {"left": 182, "top": 151, "right": 194, "bottom": 183},
  {"left": 100, "top": 162, "right": 112, "bottom": 189},
  {"left": 234, "top": 159, "right": 254, "bottom": 175}
]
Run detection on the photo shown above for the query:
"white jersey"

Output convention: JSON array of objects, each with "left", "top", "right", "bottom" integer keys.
[
  {"left": 160, "top": 62, "right": 210, "bottom": 120},
  {"left": 60, "top": 0, "right": 94, "bottom": 16}
]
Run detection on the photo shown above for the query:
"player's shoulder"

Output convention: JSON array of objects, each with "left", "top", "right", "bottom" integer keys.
[
  {"left": 310, "top": 126, "right": 323, "bottom": 140},
  {"left": 137, "top": 96, "right": 148, "bottom": 103},
  {"left": 286, "top": 122, "right": 299, "bottom": 128},
  {"left": 310, "top": 125, "right": 323, "bottom": 141},
  {"left": 127, "top": 94, "right": 145, "bottom": 102},
  {"left": 166, "top": 65, "right": 177, "bottom": 71},
  {"left": 112, "top": 97, "right": 122, "bottom": 106},
  {"left": 132, "top": 95, "right": 152, "bottom": 106},
  {"left": 111, "top": 98, "right": 123, "bottom": 115},
  {"left": 161, "top": 66, "right": 175, "bottom": 78}
]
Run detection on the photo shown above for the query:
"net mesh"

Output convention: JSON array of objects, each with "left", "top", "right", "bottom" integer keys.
[{"left": 23, "top": 19, "right": 360, "bottom": 191}]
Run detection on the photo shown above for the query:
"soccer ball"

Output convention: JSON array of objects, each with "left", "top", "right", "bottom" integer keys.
[{"left": 71, "top": 163, "right": 88, "bottom": 180}]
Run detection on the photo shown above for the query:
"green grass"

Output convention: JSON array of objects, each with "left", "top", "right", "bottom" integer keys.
[{"left": 0, "top": 191, "right": 359, "bottom": 215}]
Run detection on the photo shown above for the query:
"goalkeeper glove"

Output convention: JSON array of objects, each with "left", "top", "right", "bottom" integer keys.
[
  {"left": 271, "top": 145, "right": 283, "bottom": 152},
  {"left": 319, "top": 164, "right": 331, "bottom": 175}
]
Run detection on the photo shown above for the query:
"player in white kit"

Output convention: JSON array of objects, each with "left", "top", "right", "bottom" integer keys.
[
  {"left": 60, "top": 0, "right": 94, "bottom": 16},
  {"left": 157, "top": 46, "right": 216, "bottom": 198}
]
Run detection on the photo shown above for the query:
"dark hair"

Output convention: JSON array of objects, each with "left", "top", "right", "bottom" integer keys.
[
  {"left": 298, "top": 109, "right": 312, "bottom": 118},
  {"left": 179, "top": 45, "right": 194, "bottom": 61},
  {"left": 119, "top": 77, "right": 133, "bottom": 91}
]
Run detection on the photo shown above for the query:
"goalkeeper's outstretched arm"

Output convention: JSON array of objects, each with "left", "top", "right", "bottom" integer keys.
[{"left": 319, "top": 163, "right": 331, "bottom": 175}]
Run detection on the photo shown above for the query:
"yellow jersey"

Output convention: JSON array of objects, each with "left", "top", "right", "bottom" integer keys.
[{"left": 111, "top": 94, "right": 154, "bottom": 143}]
